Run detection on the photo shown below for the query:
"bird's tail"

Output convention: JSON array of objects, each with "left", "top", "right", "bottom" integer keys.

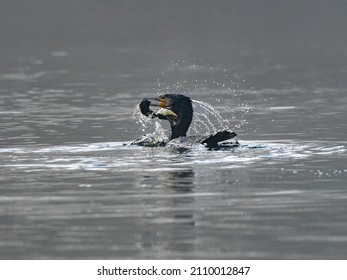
[{"left": 201, "top": 131, "right": 237, "bottom": 149}]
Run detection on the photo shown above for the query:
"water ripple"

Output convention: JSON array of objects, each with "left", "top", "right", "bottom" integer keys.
[{"left": 0, "top": 141, "right": 345, "bottom": 173}]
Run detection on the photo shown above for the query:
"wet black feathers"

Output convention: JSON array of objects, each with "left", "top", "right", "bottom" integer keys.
[{"left": 201, "top": 131, "right": 237, "bottom": 149}]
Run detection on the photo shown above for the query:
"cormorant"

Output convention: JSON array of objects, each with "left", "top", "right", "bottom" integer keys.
[{"left": 134, "top": 93, "right": 238, "bottom": 149}]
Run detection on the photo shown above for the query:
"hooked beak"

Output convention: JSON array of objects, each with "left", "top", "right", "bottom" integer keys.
[{"left": 157, "top": 108, "right": 178, "bottom": 123}]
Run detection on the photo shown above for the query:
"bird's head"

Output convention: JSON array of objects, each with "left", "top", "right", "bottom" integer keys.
[{"left": 139, "top": 93, "right": 193, "bottom": 139}]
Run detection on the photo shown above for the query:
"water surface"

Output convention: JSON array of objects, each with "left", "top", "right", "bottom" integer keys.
[{"left": 1, "top": 0, "right": 347, "bottom": 259}]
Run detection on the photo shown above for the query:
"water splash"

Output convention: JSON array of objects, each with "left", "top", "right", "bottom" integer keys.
[
  {"left": 132, "top": 97, "right": 234, "bottom": 142},
  {"left": 153, "top": 57, "right": 255, "bottom": 132},
  {"left": 132, "top": 105, "right": 168, "bottom": 144},
  {"left": 189, "top": 100, "right": 230, "bottom": 135},
  {"left": 132, "top": 57, "right": 257, "bottom": 140}
]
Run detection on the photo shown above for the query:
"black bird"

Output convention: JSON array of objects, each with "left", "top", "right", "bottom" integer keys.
[{"left": 135, "top": 93, "right": 238, "bottom": 149}]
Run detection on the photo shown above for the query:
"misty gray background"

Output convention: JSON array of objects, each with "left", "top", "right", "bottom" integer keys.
[{"left": 2, "top": 0, "right": 347, "bottom": 88}]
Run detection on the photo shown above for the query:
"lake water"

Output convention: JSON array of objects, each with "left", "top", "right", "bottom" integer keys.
[{"left": 1, "top": 1, "right": 347, "bottom": 259}]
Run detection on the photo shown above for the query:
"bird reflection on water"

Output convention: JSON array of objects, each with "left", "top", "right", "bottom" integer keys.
[{"left": 136, "top": 169, "right": 197, "bottom": 255}]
